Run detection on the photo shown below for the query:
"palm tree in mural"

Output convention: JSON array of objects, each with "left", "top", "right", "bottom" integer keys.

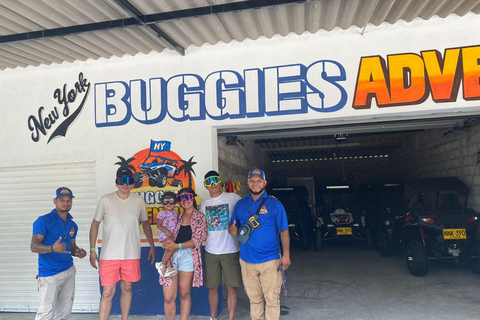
[
  {"left": 178, "top": 156, "right": 197, "bottom": 188},
  {"left": 115, "top": 156, "right": 136, "bottom": 172}
]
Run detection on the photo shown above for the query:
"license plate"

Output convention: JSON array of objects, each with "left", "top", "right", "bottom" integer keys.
[
  {"left": 443, "top": 228, "right": 466, "bottom": 240},
  {"left": 337, "top": 227, "right": 352, "bottom": 235}
]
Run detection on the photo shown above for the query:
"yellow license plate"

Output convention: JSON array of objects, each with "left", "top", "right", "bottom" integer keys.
[
  {"left": 443, "top": 228, "right": 466, "bottom": 240},
  {"left": 337, "top": 227, "right": 352, "bottom": 235}
]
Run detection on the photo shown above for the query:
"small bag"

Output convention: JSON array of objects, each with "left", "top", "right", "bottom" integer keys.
[{"left": 238, "top": 198, "right": 266, "bottom": 244}]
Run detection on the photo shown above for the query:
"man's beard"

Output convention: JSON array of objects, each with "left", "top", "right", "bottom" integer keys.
[{"left": 249, "top": 186, "right": 265, "bottom": 196}]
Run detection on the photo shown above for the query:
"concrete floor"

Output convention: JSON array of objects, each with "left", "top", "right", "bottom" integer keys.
[{"left": 2, "top": 241, "right": 480, "bottom": 319}]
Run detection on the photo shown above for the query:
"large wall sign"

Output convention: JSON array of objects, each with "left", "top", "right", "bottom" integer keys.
[
  {"left": 94, "top": 60, "right": 348, "bottom": 127},
  {"left": 93, "top": 44, "right": 480, "bottom": 129},
  {"left": 27, "top": 72, "right": 90, "bottom": 143},
  {"left": 353, "top": 45, "right": 480, "bottom": 109}
]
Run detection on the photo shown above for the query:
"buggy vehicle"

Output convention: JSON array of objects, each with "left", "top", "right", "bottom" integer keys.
[
  {"left": 133, "top": 154, "right": 183, "bottom": 188},
  {"left": 358, "top": 183, "right": 406, "bottom": 257},
  {"left": 315, "top": 184, "right": 372, "bottom": 251},
  {"left": 403, "top": 177, "right": 480, "bottom": 276},
  {"left": 267, "top": 186, "right": 314, "bottom": 251}
]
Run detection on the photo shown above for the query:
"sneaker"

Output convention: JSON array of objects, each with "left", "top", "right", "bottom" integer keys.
[
  {"left": 209, "top": 317, "right": 219, "bottom": 320},
  {"left": 163, "top": 266, "right": 178, "bottom": 278},
  {"left": 155, "top": 262, "right": 166, "bottom": 276}
]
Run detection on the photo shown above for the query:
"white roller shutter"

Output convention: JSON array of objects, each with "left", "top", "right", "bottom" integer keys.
[{"left": 0, "top": 162, "right": 100, "bottom": 313}]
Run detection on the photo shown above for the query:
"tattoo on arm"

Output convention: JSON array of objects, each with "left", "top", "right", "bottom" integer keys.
[{"left": 31, "top": 234, "right": 53, "bottom": 254}]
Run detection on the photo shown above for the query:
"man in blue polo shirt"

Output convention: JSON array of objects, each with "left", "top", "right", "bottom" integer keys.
[
  {"left": 229, "top": 168, "right": 290, "bottom": 320},
  {"left": 31, "top": 187, "right": 87, "bottom": 320}
]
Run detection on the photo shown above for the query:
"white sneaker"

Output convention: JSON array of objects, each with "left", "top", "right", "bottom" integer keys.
[
  {"left": 163, "top": 267, "right": 178, "bottom": 278},
  {"left": 155, "top": 262, "right": 166, "bottom": 276}
]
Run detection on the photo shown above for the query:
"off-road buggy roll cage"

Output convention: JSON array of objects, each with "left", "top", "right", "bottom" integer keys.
[{"left": 403, "top": 177, "right": 479, "bottom": 276}]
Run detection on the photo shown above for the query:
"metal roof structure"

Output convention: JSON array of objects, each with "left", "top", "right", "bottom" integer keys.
[{"left": 0, "top": 0, "right": 479, "bottom": 71}]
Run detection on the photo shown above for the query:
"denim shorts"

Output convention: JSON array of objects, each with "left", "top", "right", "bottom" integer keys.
[{"left": 172, "top": 248, "right": 194, "bottom": 272}]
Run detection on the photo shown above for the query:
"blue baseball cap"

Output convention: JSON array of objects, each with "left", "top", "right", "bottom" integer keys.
[
  {"left": 54, "top": 187, "right": 75, "bottom": 199},
  {"left": 248, "top": 168, "right": 265, "bottom": 180}
]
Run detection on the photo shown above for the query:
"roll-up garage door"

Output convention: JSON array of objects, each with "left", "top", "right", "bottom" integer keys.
[{"left": 0, "top": 162, "right": 100, "bottom": 313}]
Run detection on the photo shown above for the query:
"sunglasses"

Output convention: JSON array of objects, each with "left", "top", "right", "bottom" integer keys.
[
  {"left": 162, "top": 198, "right": 176, "bottom": 205},
  {"left": 204, "top": 176, "right": 222, "bottom": 187},
  {"left": 116, "top": 176, "right": 134, "bottom": 185},
  {"left": 178, "top": 193, "right": 195, "bottom": 203}
]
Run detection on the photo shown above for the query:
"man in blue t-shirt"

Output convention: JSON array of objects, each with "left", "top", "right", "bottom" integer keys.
[
  {"left": 31, "top": 187, "right": 87, "bottom": 320},
  {"left": 229, "top": 168, "right": 290, "bottom": 320}
]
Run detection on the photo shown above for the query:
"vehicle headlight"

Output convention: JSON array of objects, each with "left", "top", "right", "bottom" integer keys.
[{"left": 327, "top": 224, "right": 334, "bottom": 228}]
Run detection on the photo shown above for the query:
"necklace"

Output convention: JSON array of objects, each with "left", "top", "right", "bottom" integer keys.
[{"left": 55, "top": 212, "right": 69, "bottom": 241}]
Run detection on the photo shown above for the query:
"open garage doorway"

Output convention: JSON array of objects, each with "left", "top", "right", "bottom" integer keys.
[
  {"left": 216, "top": 115, "right": 480, "bottom": 251},
  {"left": 218, "top": 115, "right": 480, "bottom": 206}
]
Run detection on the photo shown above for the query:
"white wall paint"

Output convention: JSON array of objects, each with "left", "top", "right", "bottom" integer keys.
[{"left": 0, "top": 13, "right": 478, "bottom": 201}]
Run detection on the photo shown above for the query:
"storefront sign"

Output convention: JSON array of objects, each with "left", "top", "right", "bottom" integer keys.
[
  {"left": 26, "top": 44, "right": 480, "bottom": 142},
  {"left": 27, "top": 73, "right": 90, "bottom": 143},
  {"left": 353, "top": 45, "right": 480, "bottom": 109},
  {"left": 94, "top": 60, "right": 348, "bottom": 127}
]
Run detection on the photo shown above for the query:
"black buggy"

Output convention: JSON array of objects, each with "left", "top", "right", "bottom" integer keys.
[
  {"left": 314, "top": 184, "right": 372, "bottom": 251},
  {"left": 403, "top": 177, "right": 480, "bottom": 276},
  {"left": 133, "top": 153, "right": 183, "bottom": 189},
  {"left": 358, "top": 183, "right": 407, "bottom": 257},
  {"left": 268, "top": 186, "right": 314, "bottom": 251}
]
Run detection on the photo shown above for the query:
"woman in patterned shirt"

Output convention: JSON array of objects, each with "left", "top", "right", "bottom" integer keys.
[{"left": 159, "top": 187, "right": 207, "bottom": 320}]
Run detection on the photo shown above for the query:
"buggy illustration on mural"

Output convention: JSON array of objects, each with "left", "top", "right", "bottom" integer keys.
[{"left": 133, "top": 153, "right": 183, "bottom": 189}]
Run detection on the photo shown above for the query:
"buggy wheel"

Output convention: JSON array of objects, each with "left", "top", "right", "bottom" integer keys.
[
  {"left": 157, "top": 175, "right": 167, "bottom": 188},
  {"left": 133, "top": 172, "right": 143, "bottom": 188},
  {"left": 148, "top": 176, "right": 157, "bottom": 187},
  {"left": 171, "top": 179, "right": 183, "bottom": 188},
  {"left": 378, "top": 231, "right": 392, "bottom": 257},
  {"left": 314, "top": 229, "right": 323, "bottom": 251},
  {"left": 406, "top": 241, "right": 429, "bottom": 276},
  {"left": 364, "top": 228, "right": 374, "bottom": 250},
  {"left": 300, "top": 227, "right": 310, "bottom": 251}
]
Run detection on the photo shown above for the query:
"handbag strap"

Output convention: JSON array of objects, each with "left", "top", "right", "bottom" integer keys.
[{"left": 250, "top": 197, "right": 267, "bottom": 219}]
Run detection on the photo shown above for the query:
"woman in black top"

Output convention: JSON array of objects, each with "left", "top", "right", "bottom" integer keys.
[{"left": 159, "top": 188, "right": 207, "bottom": 320}]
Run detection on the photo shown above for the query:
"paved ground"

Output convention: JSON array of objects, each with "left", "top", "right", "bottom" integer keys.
[{"left": 2, "top": 241, "right": 480, "bottom": 319}]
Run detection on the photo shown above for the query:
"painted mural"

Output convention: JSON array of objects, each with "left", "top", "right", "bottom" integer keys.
[{"left": 116, "top": 140, "right": 201, "bottom": 240}]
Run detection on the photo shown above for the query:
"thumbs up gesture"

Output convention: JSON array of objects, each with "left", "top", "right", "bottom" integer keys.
[
  {"left": 52, "top": 237, "right": 70, "bottom": 254},
  {"left": 229, "top": 220, "right": 239, "bottom": 236}
]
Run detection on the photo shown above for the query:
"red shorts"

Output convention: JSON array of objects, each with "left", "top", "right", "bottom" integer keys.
[{"left": 99, "top": 259, "right": 141, "bottom": 286}]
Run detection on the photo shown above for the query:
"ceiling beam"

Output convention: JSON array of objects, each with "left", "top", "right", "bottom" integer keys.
[
  {"left": 0, "top": 0, "right": 308, "bottom": 52},
  {"left": 113, "top": 0, "right": 185, "bottom": 55}
]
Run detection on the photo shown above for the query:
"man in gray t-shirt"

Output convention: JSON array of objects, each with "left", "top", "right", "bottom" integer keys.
[{"left": 89, "top": 167, "right": 156, "bottom": 320}]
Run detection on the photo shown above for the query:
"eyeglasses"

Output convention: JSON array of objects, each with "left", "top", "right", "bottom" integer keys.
[
  {"left": 116, "top": 176, "right": 134, "bottom": 185},
  {"left": 204, "top": 176, "right": 222, "bottom": 187},
  {"left": 178, "top": 193, "right": 195, "bottom": 203},
  {"left": 162, "top": 198, "right": 176, "bottom": 205}
]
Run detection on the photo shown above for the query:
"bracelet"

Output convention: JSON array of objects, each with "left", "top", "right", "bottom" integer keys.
[
  {"left": 51, "top": 245, "right": 54, "bottom": 253},
  {"left": 178, "top": 243, "right": 182, "bottom": 249},
  {"left": 90, "top": 248, "right": 96, "bottom": 252}
]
